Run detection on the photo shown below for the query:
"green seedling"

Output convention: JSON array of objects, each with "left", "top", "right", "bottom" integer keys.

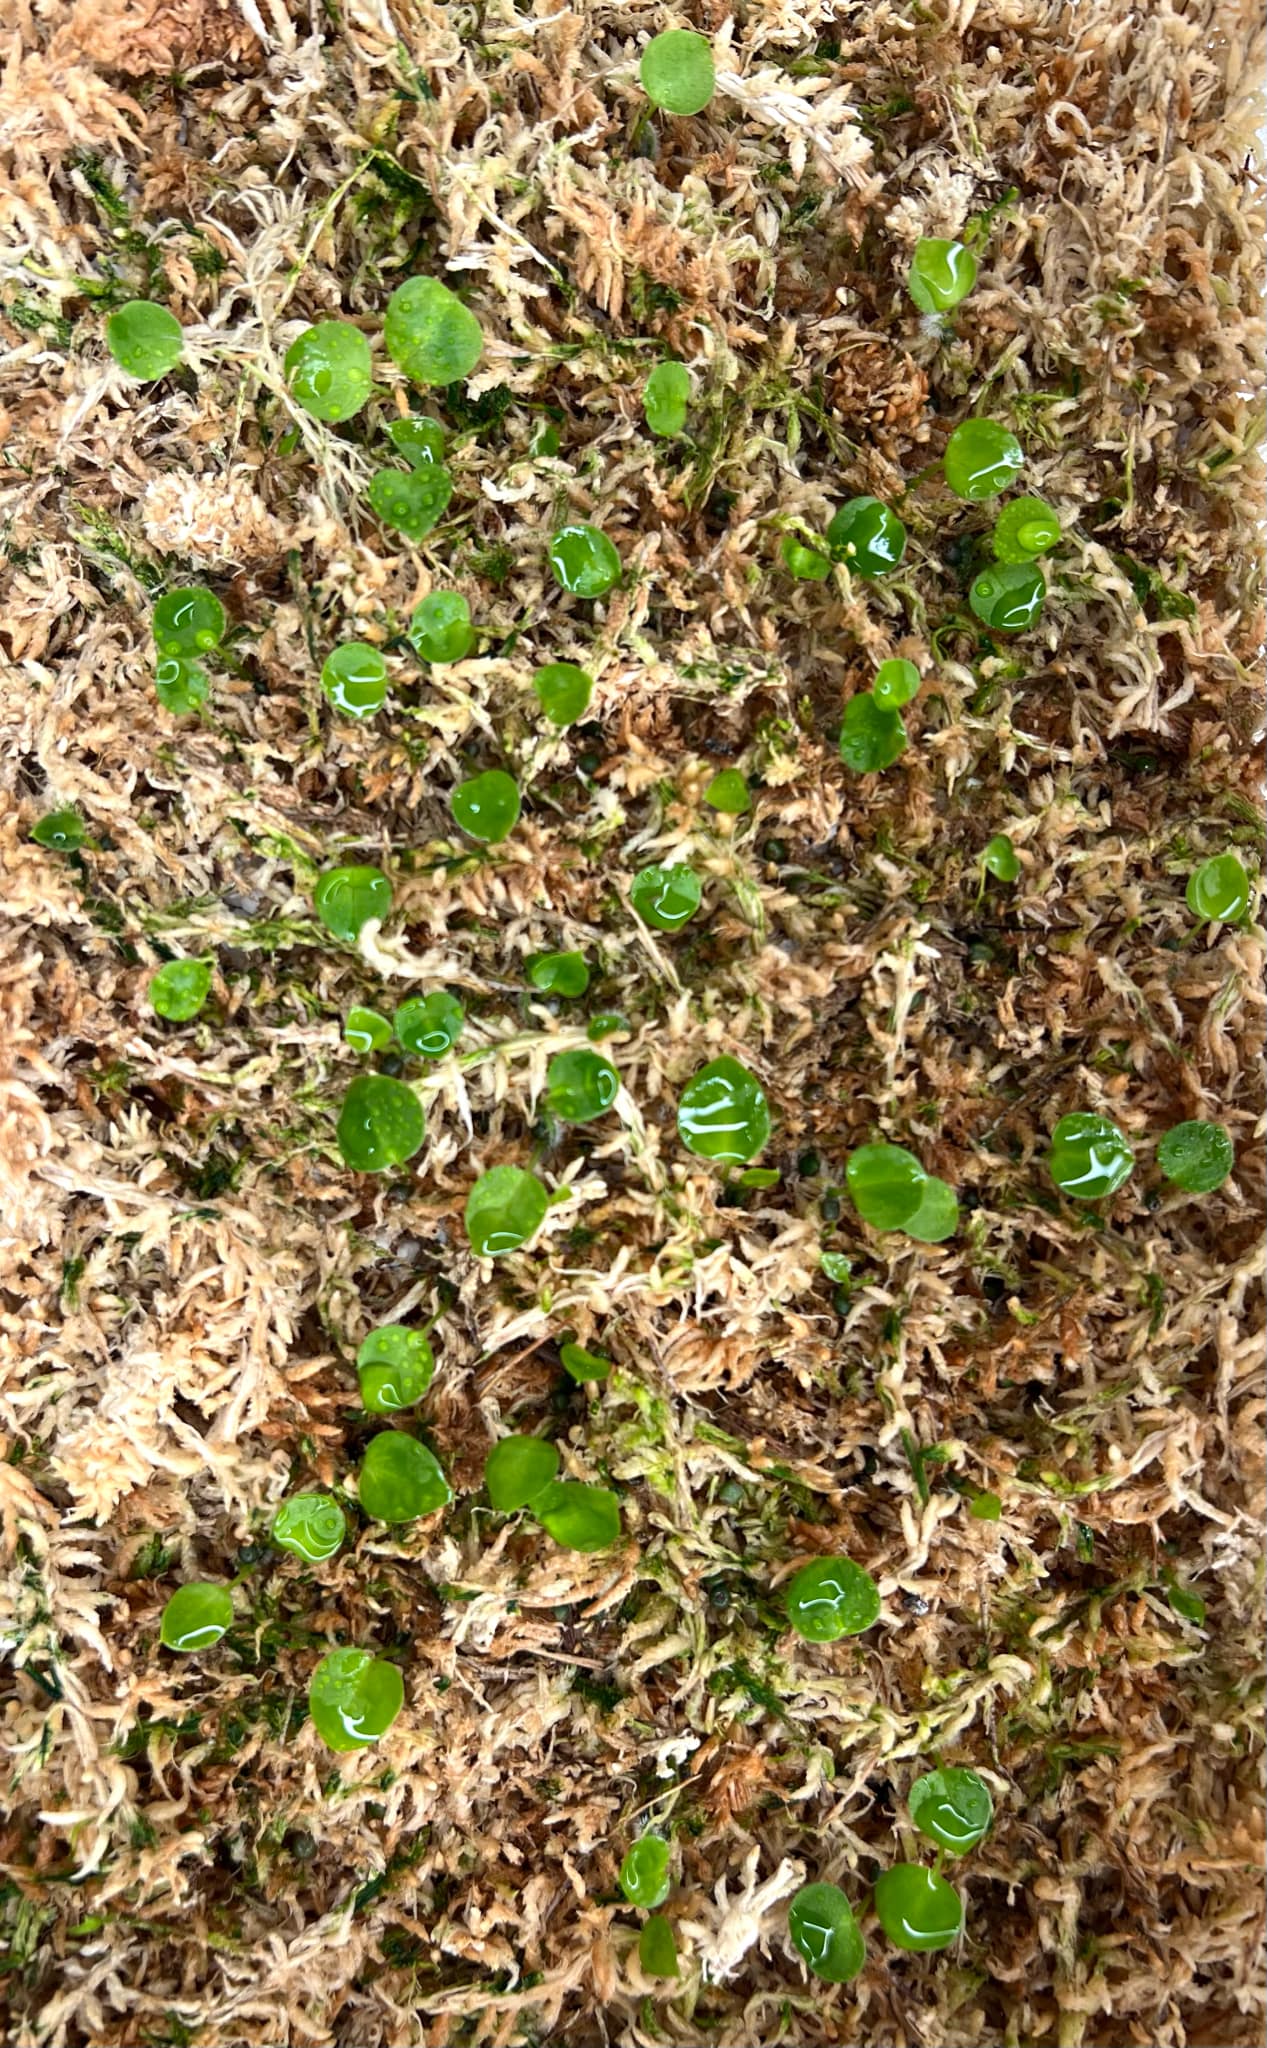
[
  {"left": 1186, "top": 852, "right": 1250, "bottom": 925},
  {"left": 308, "top": 1647, "right": 404, "bottom": 1750},
  {"left": 336, "top": 1074, "right": 425, "bottom": 1172},
  {"left": 587, "top": 1011, "right": 628, "bottom": 1040},
  {"left": 785, "top": 1556, "right": 881, "bottom": 1641},
  {"left": 559, "top": 1341, "right": 611, "bottom": 1383},
  {"left": 149, "top": 958, "right": 212, "bottom": 1022},
  {"left": 395, "top": 992, "right": 465, "bottom": 1058},
  {"left": 639, "top": 1916, "right": 679, "bottom": 1978},
  {"left": 908, "top": 1767, "right": 993, "bottom": 1853},
  {"left": 1156, "top": 1119, "right": 1234, "bottom": 1193},
  {"left": 644, "top": 360, "right": 691, "bottom": 436},
  {"left": 345, "top": 1007, "right": 393, "bottom": 1054},
  {"left": 840, "top": 692, "right": 906, "bottom": 772},
  {"left": 409, "top": 590, "right": 475, "bottom": 663},
  {"left": 532, "top": 1479, "right": 621, "bottom": 1551},
  {"left": 704, "top": 768, "right": 750, "bottom": 814},
  {"left": 31, "top": 808, "right": 86, "bottom": 851},
  {"left": 544, "top": 1048, "right": 619, "bottom": 1123},
  {"left": 367, "top": 465, "right": 453, "bottom": 542},
  {"left": 846, "top": 1141, "right": 957, "bottom": 1240},
  {"left": 630, "top": 863, "right": 702, "bottom": 930},
  {"left": 640, "top": 28, "right": 715, "bottom": 114},
  {"left": 450, "top": 769, "right": 521, "bottom": 843},
  {"left": 356, "top": 1325, "right": 436, "bottom": 1414},
  {"left": 981, "top": 833, "right": 1020, "bottom": 882},
  {"left": 907, "top": 238, "right": 978, "bottom": 314},
  {"left": 904, "top": 1174, "right": 960, "bottom": 1243},
  {"left": 314, "top": 864, "right": 392, "bottom": 942},
  {"left": 826, "top": 496, "right": 906, "bottom": 575},
  {"left": 874, "top": 1864, "right": 963, "bottom": 1952},
  {"left": 992, "top": 496, "right": 1060, "bottom": 560},
  {"left": 527, "top": 950, "right": 589, "bottom": 997},
  {"left": 358, "top": 1429, "right": 451, "bottom": 1520},
  {"left": 387, "top": 415, "right": 445, "bottom": 466},
  {"left": 787, "top": 1882, "right": 866, "bottom": 1983},
  {"left": 677, "top": 1056, "right": 770, "bottom": 1164},
  {"left": 873, "top": 658, "right": 920, "bottom": 710},
  {"left": 465, "top": 1164, "right": 549, "bottom": 1256},
  {"left": 272, "top": 1494, "right": 346, "bottom": 1564},
  {"left": 154, "top": 655, "right": 209, "bottom": 713},
  {"left": 969, "top": 561, "right": 1046, "bottom": 632},
  {"left": 619, "top": 1835, "right": 671, "bottom": 1909},
  {"left": 969, "top": 1490, "right": 1002, "bottom": 1521},
  {"left": 321, "top": 642, "right": 389, "bottom": 719},
  {"left": 485, "top": 1435, "right": 560, "bottom": 1511},
  {"left": 160, "top": 1582, "right": 233, "bottom": 1652},
  {"left": 780, "top": 534, "right": 832, "bottom": 580},
  {"left": 284, "top": 321, "right": 372, "bottom": 423},
  {"left": 548, "top": 522, "right": 622, "bottom": 597},
  {"left": 384, "top": 276, "right": 483, "bottom": 385},
  {"left": 153, "top": 587, "right": 225, "bottom": 656},
  {"left": 532, "top": 661, "right": 594, "bottom": 725},
  {"left": 943, "top": 417, "right": 1024, "bottom": 500},
  {"left": 106, "top": 300, "right": 184, "bottom": 379},
  {"left": 1047, "top": 1112, "right": 1134, "bottom": 1199}
]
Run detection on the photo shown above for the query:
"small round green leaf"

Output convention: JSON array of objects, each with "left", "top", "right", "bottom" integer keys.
[
  {"left": 384, "top": 277, "right": 483, "bottom": 386},
  {"left": 154, "top": 655, "right": 209, "bottom": 714},
  {"left": 532, "top": 1479, "right": 621, "bottom": 1552},
  {"left": 308, "top": 1646, "right": 404, "bottom": 1750},
  {"left": 527, "top": 950, "right": 589, "bottom": 997},
  {"left": 345, "top": 1006, "right": 393, "bottom": 1054},
  {"left": 356, "top": 1325, "right": 436, "bottom": 1414},
  {"left": 638, "top": 1915, "right": 679, "bottom": 1979},
  {"left": 874, "top": 1863, "right": 963, "bottom": 1952},
  {"left": 619, "top": 1834, "right": 671, "bottom": 1908},
  {"left": 907, "top": 237, "right": 978, "bottom": 314},
  {"left": 485, "top": 1435, "right": 560, "bottom": 1511},
  {"left": 846, "top": 1142, "right": 926, "bottom": 1229},
  {"left": 704, "top": 768, "right": 750, "bottom": 814},
  {"left": 31, "top": 808, "right": 86, "bottom": 851},
  {"left": 630, "top": 863, "right": 702, "bottom": 931},
  {"left": 284, "top": 321, "right": 373, "bottom": 423},
  {"left": 450, "top": 769, "right": 521, "bottom": 844},
  {"left": 992, "top": 495, "right": 1061, "bottom": 561},
  {"left": 644, "top": 359, "right": 691, "bottom": 437},
  {"left": 908, "top": 1767, "right": 994, "bottom": 1854},
  {"left": 313, "top": 864, "right": 392, "bottom": 943},
  {"left": 1156, "top": 1120, "right": 1234, "bottom": 1194},
  {"left": 394, "top": 991, "right": 465, "bottom": 1058},
  {"left": 367, "top": 464, "right": 453, "bottom": 542},
  {"left": 160, "top": 1582, "right": 233, "bottom": 1652},
  {"left": 677, "top": 1056, "right": 770, "bottom": 1165},
  {"left": 781, "top": 534, "right": 832, "bottom": 580},
  {"left": 321, "top": 641, "right": 389, "bottom": 719},
  {"left": 787, "top": 1882, "right": 866, "bottom": 1984},
  {"left": 969, "top": 561, "right": 1046, "bottom": 632},
  {"left": 785, "top": 1556, "right": 881, "bottom": 1641},
  {"left": 465, "top": 1164, "right": 549, "bottom": 1257},
  {"left": 826, "top": 496, "right": 906, "bottom": 575},
  {"left": 587, "top": 1011, "right": 628, "bottom": 1041},
  {"left": 640, "top": 28, "right": 715, "bottom": 115},
  {"left": 943, "top": 417, "right": 1024, "bottom": 500},
  {"left": 336, "top": 1074, "right": 424, "bottom": 1173},
  {"left": 1048, "top": 1113, "right": 1134, "bottom": 1200},
  {"left": 873, "top": 658, "right": 921, "bottom": 711},
  {"left": 840, "top": 692, "right": 906, "bottom": 772},
  {"left": 409, "top": 590, "right": 475, "bottom": 664},
  {"left": 548, "top": 523, "right": 621, "bottom": 597},
  {"left": 532, "top": 661, "right": 594, "bottom": 725},
  {"left": 903, "top": 1175, "right": 959, "bottom": 1244},
  {"left": 969, "top": 1490, "right": 1002, "bottom": 1522},
  {"left": 272, "top": 1494, "right": 347, "bottom": 1564},
  {"left": 981, "top": 833, "right": 1020, "bottom": 881},
  {"left": 1186, "top": 852, "right": 1250, "bottom": 925},
  {"left": 153, "top": 586, "right": 225, "bottom": 656},
  {"left": 544, "top": 1048, "right": 619, "bottom": 1124},
  {"left": 150, "top": 958, "right": 212, "bottom": 1022},
  {"left": 106, "top": 300, "right": 184, "bottom": 380},
  {"left": 357, "top": 1430, "right": 451, "bottom": 1521},
  {"left": 386, "top": 415, "right": 445, "bottom": 466},
  {"left": 559, "top": 1341, "right": 611, "bottom": 1383}
]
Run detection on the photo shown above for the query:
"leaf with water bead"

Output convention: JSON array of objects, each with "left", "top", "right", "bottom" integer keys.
[
  {"left": 839, "top": 692, "right": 906, "bottom": 772},
  {"left": 394, "top": 991, "right": 465, "bottom": 1058},
  {"left": 548, "top": 523, "right": 621, "bottom": 597},
  {"left": 106, "top": 299, "right": 184, "bottom": 380},
  {"left": 344, "top": 1006, "right": 392, "bottom": 1054},
  {"left": 630, "top": 863, "right": 702, "bottom": 931},
  {"left": 386, "top": 415, "right": 445, "bottom": 466},
  {"left": 787, "top": 1882, "right": 866, "bottom": 1983},
  {"left": 450, "top": 769, "right": 521, "bottom": 844},
  {"left": 874, "top": 1863, "right": 963, "bottom": 1952},
  {"left": 969, "top": 561, "right": 1046, "bottom": 632},
  {"left": 308, "top": 1647, "right": 404, "bottom": 1750},
  {"left": 31, "top": 808, "right": 86, "bottom": 851},
  {"left": 785, "top": 1556, "right": 880, "bottom": 1641},
  {"left": 336, "top": 1074, "right": 424, "bottom": 1173},
  {"left": 872, "top": 658, "right": 920, "bottom": 711},
  {"left": 1156, "top": 1120, "right": 1233, "bottom": 1194},
  {"left": 153, "top": 586, "right": 225, "bottom": 656},
  {"left": 284, "top": 320, "right": 372, "bottom": 423},
  {"left": 981, "top": 833, "right": 1020, "bottom": 881},
  {"left": 409, "top": 590, "right": 475, "bottom": 664},
  {"left": 272, "top": 1494, "right": 347, "bottom": 1564},
  {"left": 321, "top": 642, "right": 389, "bottom": 720},
  {"left": 992, "top": 495, "right": 1061, "bottom": 561},
  {"left": 544, "top": 1048, "right": 619, "bottom": 1124},
  {"left": 160, "top": 1582, "right": 234, "bottom": 1652},
  {"left": 907, "top": 237, "right": 978, "bottom": 313},
  {"left": 367, "top": 464, "right": 453, "bottom": 542},
  {"left": 465, "top": 1164, "right": 549, "bottom": 1256},
  {"left": 908, "top": 1767, "right": 994, "bottom": 1854},
  {"left": 150, "top": 958, "right": 212, "bottom": 1022},
  {"left": 677, "top": 1056, "right": 770, "bottom": 1165},
  {"left": 943, "top": 417, "right": 1024, "bottom": 500},
  {"left": 357, "top": 1430, "right": 451, "bottom": 1521},
  {"left": 313, "top": 864, "right": 392, "bottom": 942},
  {"left": 384, "top": 276, "right": 483, "bottom": 386},
  {"left": 1186, "top": 852, "right": 1250, "bottom": 925},
  {"left": 619, "top": 1834, "right": 671, "bottom": 1908},
  {"left": 154, "top": 655, "right": 209, "bottom": 714},
  {"left": 527, "top": 950, "right": 589, "bottom": 997},
  {"left": 1048, "top": 1112, "right": 1134, "bottom": 1200},
  {"left": 356, "top": 1325, "right": 436, "bottom": 1414},
  {"left": 826, "top": 496, "right": 906, "bottom": 575}
]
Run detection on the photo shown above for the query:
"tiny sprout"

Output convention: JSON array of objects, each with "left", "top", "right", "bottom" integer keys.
[
  {"left": 819, "top": 1250, "right": 852, "bottom": 1285},
  {"left": 395, "top": 991, "right": 465, "bottom": 1058},
  {"left": 875, "top": 1865, "right": 963, "bottom": 1952},
  {"left": 336, "top": 1074, "right": 425, "bottom": 1173},
  {"left": 544, "top": 1047, "right": 619, "bottom": 1124},
  {"left": 485, "top": 1435, "right": 560, "bottom": 1512},
  {"left": 619, "top": 1834, "right": 671, "bottom": 1909},
  {"left": 531, "top": 421, "right": 561, "bottom": 458},
  {"left": 904, "top": 1175, "right": 960, "bottom": 1244},
  {"left": 106, "top": 299, "right": 184, "bottom": 380},
  {"left": 587, "top": 1011, "right": 628, "bottom": 1041},
  {"left": 826, "top": 496, "right": 906, "bottom": 575},
  {"left": 873, "top": 658, "right": 921, "bottom": 711},
  {"left": 630, "top": 863, "right": 702, "bottom": 931},
  {"left": 548, "top": 522, "right": 622, "bottom": 598},
  {"left": 313, "top": 864, "right": 392, "bottom": 942},
  {"left": 527, "top": 950, "right": 589, "bottom": 997},
  {"left": 846, "top": 1141, "right": 926, "bottom": 1230},
  {"left": 969, "top": 1490, "right": 1002, "bottom": 1521},
  {"left": 149, "top": 957, "right": 212, "bottom": 1022},
  {"left": 465, "top": 1164, "right": 549, "bottom": 1257},
  {"left": 345, "top": 1006, "right": 392, "bottom": 1054},
  {"left": 272, "top": 1494, "right": 346, "bottom": 1564},
  {"left": 559, "top": 1341, "right": 611, "bottom": 1383},
  {"left": 780, "top": 534, "right": 832, "bottom": 580},
  {"left": 367, "top": 464, "right": 453, "bottom": 542},
  {"left": 908, "top": 1767, "right": 993, "bottom": 1853},
  {"left": 154, "top": 655, "right": 209, "bottom": 714},
  {"left": 787, "top": 1882, "right": 866, "bottom": 1984},
  {"left": 160, "top": 1582, "right": 233, "bottom": 1653},
  {"left": 1165, "top": 1575, "right": 1207, "bottom": 1625},
  {"left": 640, "top": 28, "right": 715, "bottom": 115},
  {"left": 153, "top": 587, "right": 225, "bottom": 656},
  {"left": 284, "top": 321, "right": 373, "bottom": 423},
  {"left": 321, "top": 642, "right": 389, "bottom": 720},
  {"left": 840, "top": 692, "right": 906, "bottom": 773},
  {"left": 639, "top": 1915, "right": 679, "bottom": 1979},
  {"left": 532, "top": 661, "right": 594, "bottom": 725},
  {"left": 409, "top": 589, "right": 475, "bottom": 664},
  {"left": 532, "top": 1479, "right": 621, "bottom": 1551},
  {"left": 981, "top": 833, "right": 1020, "bottom": 882},
  {"left": 704, "top": 768, "right": 750, "bottom": 814},
  {"left": 1048, "top": 1112, "right": 1134, "bottom": 1200},
  {"left": 678, "top": 1056, "right": 770, "bottom": 1165},
  {"left": 450, "top": 769, "right": 521, "bottom": 844},
  {"left": 31, "top": 807, "right": 86, "bottom": 851},
  {"left": 1186, "top": 851, "right": 1250, "bottom": 925},
  {"left": 992, "top": 495, "right": 1061, "bottom": 561},
  {"left": 308, "top": 1647, "right": 404, "bottom": 1750},
  {"left": 644, "top": 359, "right": 691, "bottom": 437},
  {"left": 356, "top": 1325, "right": 436, "bottom": 1414},
  {"left": 383, "top": 276, "right": 483, "bottom": 386},
  {"left": 969, "top": 561, "right": 1046, "bottom": 632},
  {"left": 785, "top": 1556, "right": 881, "bottom": 1641},
  {"left": 1156, "top": 1119, "right": 1234, "bottom": 1194},
  {"left": 387, "top": 414, "right": 445, "bottom": 466},
  {"left": 358, "top": 1429, "right": 451, "bottom": 1521},
  {"left": 943, "top": 417, "right": 1024, "bottom": 500},
  {"left": 907, "top": 237, "right": 978, "bottom": 314}
]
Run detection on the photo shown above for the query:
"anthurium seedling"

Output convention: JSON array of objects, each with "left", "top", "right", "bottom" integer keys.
[
  {"left": 872, "top": 658, "right": 920, "bottom": 711},
  {"left": 366, "top": 464, "right": 453, "bottom": 542},
  {"left": 787, "top": 1882, "right": 866, "bottom": 1983},
  {"left": 31, "top": 808, "right": 86, "bottom": 851},
  {"left": 704, "top": 768, "right": 750, "bottom": 814},
  {"left": 874, "top": 1864, "right": 963, "bottom": 1952},
  {"left": 630, "top": 863, "right": 702, "bottom": 931},
  {"left": 826, "top": 496, "right": 906, "bottom": 575},
  {"left": 638, "top": 1916, "right": 679, "bottom": 1979},
  {"left": 532, "top": 661, "right": 594, "bottom": 725},
  {"left": 903, "top": 1174, "right": 960, "bottom": 1243},
  {"left": 284, "top": 320, "right": 373, "bottom": 423},
  {"left": 384, "top": 276, "right": 483, "bottom": 386},
  {"left": 559, "top": 1341, "right": 611, "bottom": 1383},
  {"left": 1047, "top": 1112, "right": 1134, "bottom": 1199},
  {"left": 357, "top": 1429, "right": 451, "bottom": 1520},
  {"left": 677, "top": 1056, "right": 770, "bottom": 1164},
  {"left": 314, "top": 864, "right": 392, "bottom": 942},
  {"left": 395, "top": 991, "right": 465, "bottom": 1058},
  {"left": 846, "top": 1141, "right": 956, "bottom": 1238},
  {"left": 619, "top": 1835, "right": 671, "bottom": 1909},
  {"left": 644, "top": 360, "right": 691, "bottom": 437},
  {"left": 465, "top": 1164, "right": 549, "bottom": 1256},
  {"left": 969, "top": 1490, "right": 1002, "bottom": 1521},
  {"left": 154, "top": 655, "right": 209, "bottom": 713},
  {"left": 387, "top": 415, "right": 445, "bottom": 466},
  {"left": 409, "top": 590, "right": 475, "bottom": 664},
  {"left": 344, "top": 1006, "right": 392, "bottom": 1054},
  {"left": 160, "top": 1582, "right": 233, "bottom": 1652},
  {"left": 485, "top": 1435, "right": 560, "bottom": 1511},
  {"left": 321, "top": 642, "right": 389, "bottom": 719},
  {"left": 1156, "top": 1120, "right": 1234, "bottom": 1193},
  {"left": 907, "top": 237, "right": 978, "bottom": 314},
  {"left": 587, "top": 1011, "right": 629, "bottom": 1041},
  {"left": 943, "top": 417, "right": 1024, "bottom": 500},
  {"left": 908, "top": 1767, "right": 993, "bottom": 1853},
  {"left": 969, "top": 561, "right": 1046, "bottom": 632},
  {"left": 992, "top": 496, "right": 1061, "bottom": 561},
  {"left": 544, "top": 1048, "right": 619, "bottom": 1124},
  {"left": 981, "top": 833, "right": 1020, "bottom": 882},
  {"left": 272, "top": 1493, "right": 347, "bottom": 1564},
  {"left": 308, "top": 1647, "right": 404, "bottom": 1750},
  {"left": 548, "top": 523, "right": 622, "bottom": 598},
  {"left": 1186, "top": 851, "right": 1250, "bottom": 925},
  {"left": 640, "top": 28, "right": 715, "bottom": 114},
  {"left": 336, "top": 1074, "right": 424, "bottom": 1172},
  {"left": 785, "top": 1556, "right": 881, "bottom": 1641},
  {"left": 527, "top": 950, "right": 589, "bottom": 997},
  {"left": 149, "top": 958, "right": 212, "bottom": 1022},
  {"left": 780, "top": 534, "right": 832, "bottom": 580},
  {"left": 532, "top": 1479, "right": 621, "bottom": 1551},
  {"left": 451, "top": 769, "right": 521, "bottom": 843},
  {"left": 153, "top": 587, "right": 226, "bottom": 657},
  {"left": 356, "top": 1325, "right": 436, "bottom": 1414},
  {"left": 106, "top": 300, "right": 184, "bottom": 379},
  {"left": 840, "top": 692, "right": 906, "bottom": 772}
]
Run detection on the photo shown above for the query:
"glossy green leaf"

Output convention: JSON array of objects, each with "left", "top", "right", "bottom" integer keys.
[
  {"left": 826, "top": 496, "right": 906, "bottom": 575},
  {"left": 630, "top": 863, "right": 702, "bottom": 931},
  {"left": 149, "top": 958, "right": 212, "bottom": 1022},
  {"left": 544, "top": 1048, "right": 619, "bottom": 1124},
  {"left": 618, "top": 1834, "right": 671, "bottom": 1908},
  {"left": 587, "top": 1011, "right": 628, "bottom": 1041},
  {"left": 31, "top": 807, "right": 86, "bottom": 851},
  {"left": 873, "top": 658, "right": 921, "bottom": 710},
  {"left": 1186, "top": 852, "right": 1250, "bottom": 925},
  {"left": 394, "top": 991, "right": 465, "bottom": 1058},
  {"left": 785, "top": 1556, "right": 881, "bottom": 1641},
  {"left": 907, "top": 237, "right": 978, "bottom": 314},
  {"left": 981, "top": 833, "right": 1020, "bottom": 881},
  {"left": 1048, "top": 1112, "right": 1134, "bottom": 1199},
  {"left": 992, "top": 495, "right": 1061, "bottom": 561},
  {"left": 644, "top": 359, "right": 691, "bottom": 437},
  {"left": 874, "top": 1863, "right": 963, "bottom": 1952},
  {"left": 485, "top": 1435, "right": 560, "bottom": 1511},
  {"left": 308, "top": 1646, "right": 404, "bottom": 1750},
  {"left": 820, "top": 1251, "right": 852, "bottom": 1284},
  {"left": 527, "top": 950, "right": 589, "bottom": 997},
  {"left": 451, "top": 769, "right": 521, "bottom": 844},
  {"left": 704, "top": 768, "right": 750, "bottom": 814},
  {"left": 548, "top": 523, "right": 621, "bottom": 597},
  {"left": 160, "top": 1582, "right": 233, "bottom": 1652},
  {"left": 677, "top": 1056, "right": 770, "bottom": 1165},
  {"left": 781, "top": 534, "right": 832, "bottom": 580},
  {"left": 367, "top": 464, "right": 453, "bottom": 542},
  {"left": 357, "top": 1430, "right": 451, "bottom": 1521},
  {"left": 153, "top": 586, "right": 225, "bottom": 656},
  {"left": 1156, "top": 1120, "right": 1234, "bottom": 1193},
  {"left": 284, "top": 320, "right": 373, "bottom": 423},
  {"left": 344, "top": 1006, "right": 393, "bottom": 1054},
  {"left": 336, "top": 1074, "right": 424, "bottom": 1172},
  {"left": 638, "top": 1915, "right": 679, "bottom": 1979},
  {"left": 903, "top": 1175, "right": 959, "bottom": 1244},
  {"left": 106, "top": 299, "right": 184, "bottom": 379},
  {"left": 356, "top": 1325, "right": 436, "bottom": 1413},
  {"left": 386, "top": 415, "right": 445, "bottom": 466},
  {"left": 969, "top": 561, "right": 1046, "bottom": 632},
  {"left": 559, "top": 1341, "right": 611, "bottom": 1383},
  {"left": 787, "top": 1882, "right": 866, "bottom": 1983},
  {"left": 846, "top": 1142, "right": 926, "bottom": 1229},
  {"left": 409, "top": 589, "right": 475, "bottom": 664},
  {"left": 465, "top": 1164, "right": 549, "bottom": 1256},
  {"left": 321, "top": 641, "right": 389, "bottom": 719},
  {"left": 154, "top": 655, "right": 209, "bottom": 713},
  {"left": 272, "top": 1493, "right": 347, "bottom": 1564},
  {"left": 314, "top": 864, "right": 392, "bottom": 942},
  {"left": 532, "top": 1479, "right": 621, "bottom": 1552},
  {"left": 532, "top": 661, "right": 594, "bottom": 725},
  {"left": 908, "top": 1767, "right": 994, "bottom": 1854},
  {"left": 640, "top": 28, "right": 715, "bottom": 114},
  {"left": 384, "top": 276, "right": 483, "bottom": 386},
  {"left": 1165, "top": 1576, "right": 1207, "bottom": 1625},
  {"left": 840, "top": 691, "right": 906, "bottom": 772},
  {"left": 943, "top": 417, "right": 1024, "bottom": 500},
  {"left": 969, "top": 1490, "right": 1002, "bottom": 1521}
]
